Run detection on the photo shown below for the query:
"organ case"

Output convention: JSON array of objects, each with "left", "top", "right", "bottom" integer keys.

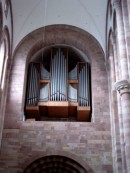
[{"left": 25, "top": 47, "right": 91, "bottom": 121}]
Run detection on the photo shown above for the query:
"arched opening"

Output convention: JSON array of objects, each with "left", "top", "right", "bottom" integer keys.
[
  {"left": 23, "top": 155, "right": 88, "bottom": 173},
  {"left": 10, "top": 24, "right": 107, "bottom": 124},
  {"left": 24, "top": 45, "right": 92, "bottom": 122}
]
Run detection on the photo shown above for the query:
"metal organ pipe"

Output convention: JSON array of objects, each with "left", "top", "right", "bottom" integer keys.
[
  {"left": 64, "top": 58, "right": 67, "bottom": 101},
  {"left": 78, "top": 63, "right": 90, "bottom": 107},
  {"left": 26, "top": 63, "right": 39, "bottom": 106},
  {"left": 32, "top": 65, "right": 35, "bottom": 105},
  {"left": 84, "top": 64, "right": 87, "bottom": 106},
  {"left": 57, "top": 50, "right": 60, "bottom": 100},
  {"left": 30, "top": 64, "right": 33, "bottom": 105},
  {"left": 88, "top": 64, "right": 90, "bottom": 105},
  {"left": 78, "top": 69, "right": 81, "bottom": 106},
  {"left": 59, "top": 51, "right": 62, "bottom": 101},
  {"left": 52, "top": 57, "right": 54, "bottom": 101},
  {"left": 60, "top": 53, "right": 63, "bottom": 101},
  {"left": 59, "top": 52, "right": 61, "bottom": 101},
  {"left": 62, "top": 54, "right": 64, "bottom": 100},
  {"left": 86, "top": 64, "right": 88, "bottom": 106},
  {"left": 50, "top": 49, "right": 67, "bottom": 101},
  {"left": 26, "top": 49, "right": 91, "bottom": 115},
  {"left": 53, "top": 55, "right": 57, "bottom": 101},
  {"left": 28, "top": 65, "right": 32, "bottom": 105}
]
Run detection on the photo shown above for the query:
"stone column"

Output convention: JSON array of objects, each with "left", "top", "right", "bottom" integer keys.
[
  {"left": 115, "top": 80, "right": 130, "bottom": 173},
  {"left": 113, "top": 1, "right": 130, "bottom": 172},
  {"left": 109, "top": 52, "right": 123, "bottom": 173},
  {"left": 114, "top": 0, "right": 129, "bottom": 79},
  {"left": 121, "top": 0, "right": 130, "bottom": 77},
  {"left": 126, "top": 0, "right": 130, "bottom": 25},
  {"left": 112, "top": 34, "right": 127, "bottom": 173}
]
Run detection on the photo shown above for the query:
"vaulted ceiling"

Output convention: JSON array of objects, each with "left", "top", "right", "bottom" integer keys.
[{"left": 11, "top": 0, "right": 108, "bottom": 52}]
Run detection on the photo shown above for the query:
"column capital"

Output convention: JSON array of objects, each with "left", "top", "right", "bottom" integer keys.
[{"left": 114, "top": 79, "right": 130, "bottom": 96}]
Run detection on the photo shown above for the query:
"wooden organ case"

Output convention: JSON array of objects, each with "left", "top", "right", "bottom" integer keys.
[{"left": 25, "top": 47, "right": 91, "bottom": 121}]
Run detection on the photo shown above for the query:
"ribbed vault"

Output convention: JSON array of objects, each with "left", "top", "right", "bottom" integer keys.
[{"left": 23, "top": 155, "right": 88, "bottom": 173}]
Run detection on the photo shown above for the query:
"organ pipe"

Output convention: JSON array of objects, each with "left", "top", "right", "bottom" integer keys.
[
  {"left": 25, "top": 48, "right": 91, "bottom": 109},
  {"left": 26, "top": 63, "right": 39, "bottom": 106},
  {"left": 50, "top": 49, "right": 67, "bottom": 101},
  {"left": 78, "top": 63, "right": 90, "bottom": 107}
]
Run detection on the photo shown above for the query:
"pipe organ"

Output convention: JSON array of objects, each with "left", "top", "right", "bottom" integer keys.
[{"left": 25, "top": 47, "right": 91, "bottom": 121}]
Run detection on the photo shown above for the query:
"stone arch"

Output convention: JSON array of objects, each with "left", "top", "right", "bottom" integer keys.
[
  {"left": 23, "top": 155, "right": 88, "bottom": 173},
  {"left": 1, "top": 26, "right": 11, "bottom": 88},
  {"left": 21, "top": 149, "right": 94, "bottom": 173},
  {"left": 6, "top": 24, "right": 109, "bottom": 126}
]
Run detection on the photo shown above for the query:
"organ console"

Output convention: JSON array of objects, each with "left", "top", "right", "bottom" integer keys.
[{"left": 25, "top": 47, "right": 91, "bottom": 121}]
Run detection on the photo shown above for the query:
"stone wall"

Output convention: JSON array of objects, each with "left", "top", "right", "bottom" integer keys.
[
  {"left": 0, "top": 25, "right": 113, "bottom": 173},
  {"left": 0, "top": 122, "right": 112, "bottom": 173}
]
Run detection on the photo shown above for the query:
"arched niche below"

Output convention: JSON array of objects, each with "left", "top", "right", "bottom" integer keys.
[{"left": 23, "top": 155, "right": 88, "bottom": 173}]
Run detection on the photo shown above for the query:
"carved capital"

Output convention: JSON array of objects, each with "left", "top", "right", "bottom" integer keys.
[{"left": 114, "top": 80, "right": 130, "bottom": 96}]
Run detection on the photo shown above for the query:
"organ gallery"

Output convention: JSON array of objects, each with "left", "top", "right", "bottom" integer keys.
[{"left": 25, "top": 47, "right": 92, "bottom": 121}]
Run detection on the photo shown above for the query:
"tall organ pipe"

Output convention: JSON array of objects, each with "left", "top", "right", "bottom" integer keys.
[
  {"left": 51, "top": 59, "right": 54, "bottom": 100},
  {"left": 86, "top": 64, "right": 88, "bottom": 106},
  {"left": 60, "top": 50, "right": 62, "bottom": 100},
  {"left": 63, "top": 56, "right": 65, "bottom": 101},
  {"left": 50, "top": 58, "right": 53, "bottom": 100},
  {"left": 27, "top": 67, "right": 31, "bottom": 105},
  {"left": 81, "top": 67, "right": 83, "bottom": 106},
  {"left": 28, "top": 65, "right": 31, "bottom": 105},
  {"left": 57, "top": 50, "right": 60, "bottom": 100},
  {"left": 78, "top": 63, "right": 90, "bottom": 107},
  {"left": 59, "top": 50, "right": 62, "bottom": 101},
  {"left": 87, "top": 64, "right": 90, "bottom": 106},
  {"left": 50, "top": 49, "right": 67, "bottom": 101},
  {"left": 61, "top": 53, "right": 63, "bottom": 101},
  {"left": 83, "top": 66, "right": 85, "bottom": 106},
  {"left": 53, "top": 57, "right": 55, "bottom": 101},
  {"left": 26, "top": 63, "right": 39, "bottom": 106},
  {"left": 31, "top": 65, "right": 34, "bottom": 105},
  {"left": 34, "top": 65, "right": 38, "bottom": 104},
  {"left": 78, "top": 67, "right": 80, "bottom": 105},
  {"left": 62, "top": 55, "right": 64, "bottom": 100},
  {"left": 30, "top": 64, "right": 33, "bottom": 105},
  {"left": 64, "top": 58, "right": 67, "bottom": 101},
  {"left": 55, "top": 55, "right": 57, "bottom": 101}
]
